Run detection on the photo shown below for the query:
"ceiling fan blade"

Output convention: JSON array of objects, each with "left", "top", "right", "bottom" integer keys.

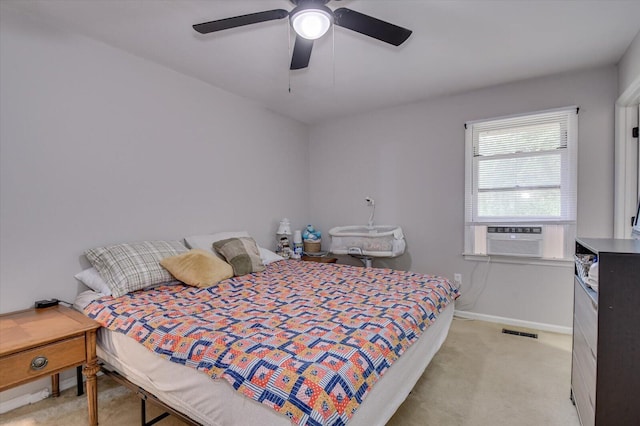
[
  {"left": 193, "top": 9, "right": 289, "bottom": 34},
  {"left": 290, "top": 36, "right": 314, "bottom": 70},
  {"left": 333, "top": 8, "right": 412, "bottom": 46}
]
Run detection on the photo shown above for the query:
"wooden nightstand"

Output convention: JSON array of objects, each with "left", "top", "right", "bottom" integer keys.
[
  {"left": 301, "top": 255, "right": 338, "bottom": 263},
  {"left": 0, "top": 305, "right": 100, "bottom": 425}
]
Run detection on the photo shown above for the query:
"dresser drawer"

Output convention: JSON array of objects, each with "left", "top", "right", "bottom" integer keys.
[
  {"left": 0, "top": 335, "right": 86, "bottom": 389},
  {"left": 574, "top": 278, "right": 597, "bottom": 355},
  {"left": 572, "top": 319, "right": 596, "bottom": 405},
  {"left": 572, "top": 351, "right": 595, "bottom": 426}
]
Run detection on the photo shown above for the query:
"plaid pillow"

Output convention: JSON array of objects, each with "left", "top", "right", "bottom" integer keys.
[
  {"left": 86, "top": 240, "right": 187, "bottom": 298},
  {"left": 213, "top": 237, "right": 265, "bottom": 276}
]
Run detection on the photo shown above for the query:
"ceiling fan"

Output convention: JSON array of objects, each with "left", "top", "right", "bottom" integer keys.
[{"left": 193, "top": 0, "right": 412, "bottom": 70}]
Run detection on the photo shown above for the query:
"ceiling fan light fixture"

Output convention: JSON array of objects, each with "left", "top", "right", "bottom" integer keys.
[{"left": 290, "top": 7, "right": 333, "bottom": 40}]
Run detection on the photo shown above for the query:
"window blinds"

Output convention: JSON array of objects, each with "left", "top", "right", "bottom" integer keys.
[{"left": 466, "top": 107, "right": 578, "bottom": 223}]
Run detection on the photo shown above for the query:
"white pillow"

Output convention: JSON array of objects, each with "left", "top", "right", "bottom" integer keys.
[
  {"left": 75, "top": 267, "right": 112, "bottom": 296},
  {"left": 259, "top": 247, "right": 284, "bottom": 265},
  {"left": 184, "top": 231, "right": 250, "bottom": 253}
]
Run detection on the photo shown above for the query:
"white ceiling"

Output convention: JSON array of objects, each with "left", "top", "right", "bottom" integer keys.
[{"left": 5, "top": 0, "right": 640, "bottom": 124}]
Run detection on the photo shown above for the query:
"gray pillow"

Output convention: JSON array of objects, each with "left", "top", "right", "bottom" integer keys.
[
  {"left": 213, "top": 237, "right": 265, "bottom": 276},
  {"left": 85, "top": 240, "right": 187, "bottom": 298}
]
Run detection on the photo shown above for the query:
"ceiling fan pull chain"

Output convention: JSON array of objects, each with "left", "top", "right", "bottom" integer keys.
[
  {"left": 287, "top": 22, "right": 292, "bottom": 93},
  {"left": 332, "top": 24, "right": 335, "bottom": 89}
]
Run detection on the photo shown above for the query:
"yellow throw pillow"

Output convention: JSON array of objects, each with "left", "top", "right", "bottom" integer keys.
[{"left": 160, "top": 249, "right": 233, "bottom": 288}]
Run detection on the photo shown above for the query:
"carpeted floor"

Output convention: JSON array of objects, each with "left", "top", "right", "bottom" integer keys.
[{"left": 0, "top": 318, "right": 580, "bottom": 426}]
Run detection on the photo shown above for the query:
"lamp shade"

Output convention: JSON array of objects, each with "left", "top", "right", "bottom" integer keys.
[
  {"left": 290, "top": 7, "right": 332, "bottom": 40},
  {"left": 277, "top": 218, "right": 292, "bottom": 235}
]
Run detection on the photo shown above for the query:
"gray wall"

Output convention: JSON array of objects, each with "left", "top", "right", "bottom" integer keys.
[
  {"left": 309, "top": 66, "right": 617, "bottom": 328},
  {"left": 0, "top": 8, "right": 310, "bottom": 314}
]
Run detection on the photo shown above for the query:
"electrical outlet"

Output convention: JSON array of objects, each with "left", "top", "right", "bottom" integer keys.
[{"left": 453, "top": 273, "right": 462, "bottom": 285}]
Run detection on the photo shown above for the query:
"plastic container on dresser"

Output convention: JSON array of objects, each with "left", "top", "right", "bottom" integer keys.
[{"left": 571, "top": 238, "right": 640, "bottom": 426}]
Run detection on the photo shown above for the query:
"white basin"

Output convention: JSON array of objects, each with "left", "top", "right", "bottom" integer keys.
[
  {"left": 331, "top": 225, "right": 398, "bottom": 235},
  {"left": 329, "top": 225, "right": 406, "bottom": 258}
]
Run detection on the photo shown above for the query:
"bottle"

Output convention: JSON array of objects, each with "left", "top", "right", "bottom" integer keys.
[{"left": 292, "top": 230, "right": 303, "bottom": 259}]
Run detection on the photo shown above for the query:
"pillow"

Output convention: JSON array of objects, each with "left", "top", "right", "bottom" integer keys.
[
  {"left": 184, "top": 231, "right": 250, "bottom": 258},
  {"left": 85, "top": 240, "right": 187, "bottom": 298},
  {"left": 75, "top": 267, "right": 112, "bottom": 296},
  {"left": 160, "top": 249, "right": 233, "bottom": 288},
  {"left": 213, "top": 237, "right": 265, "bottom": 276},
  {"left": 258, "top": 247, "right": 284, "bottom": 265}
]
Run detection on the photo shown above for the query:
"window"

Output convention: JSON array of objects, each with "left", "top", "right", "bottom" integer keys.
[{"left": 464, "top": 107, "right": 578, "bottom": 260}]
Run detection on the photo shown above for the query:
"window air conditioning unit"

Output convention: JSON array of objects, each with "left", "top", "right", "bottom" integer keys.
[{"left": 486, "top": 226, "right": 543, "bottom": 257}]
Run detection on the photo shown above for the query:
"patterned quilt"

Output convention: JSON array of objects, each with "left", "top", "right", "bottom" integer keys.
[{"left": 84, "top": 260, "right": 459, "bottom": 426}]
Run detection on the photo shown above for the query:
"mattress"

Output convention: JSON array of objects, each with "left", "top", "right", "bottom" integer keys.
[{"left": 76, "top": 261, "right": 457, "bottom": 425}]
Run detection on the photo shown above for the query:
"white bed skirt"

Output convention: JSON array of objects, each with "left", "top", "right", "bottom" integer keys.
[{"left": 76, "top": 293, "right": 454, "bottom": 426}]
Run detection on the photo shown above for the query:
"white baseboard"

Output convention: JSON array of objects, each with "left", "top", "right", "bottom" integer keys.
[
  {"left": 0, "top": 387, "right": 50, "bottom": 415},
  {"left": 0, "top": 375, "right": 79, "bottom": 414},
  {"left": 454, "top": 310, "right": 573, "bottom": 335}
]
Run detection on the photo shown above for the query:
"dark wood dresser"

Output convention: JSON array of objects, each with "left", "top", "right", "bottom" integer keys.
[{"left": 571, "top": 238, "right": 640, "bottom": 426}]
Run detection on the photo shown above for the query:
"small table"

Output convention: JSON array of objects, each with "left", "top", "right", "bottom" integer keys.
[
  {"left": 0, "top": 305, "right": 100, "bottom": 425},
  {"left": 301, "top": 255, "right": 338, "bottom": 263}
]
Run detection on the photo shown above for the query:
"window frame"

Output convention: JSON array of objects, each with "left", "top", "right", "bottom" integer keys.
[{"left": 464, "top": 106, "right": 578, "bottom": 260}]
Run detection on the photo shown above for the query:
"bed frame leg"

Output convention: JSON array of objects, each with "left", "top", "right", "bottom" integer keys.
[
  {"left": 101, "top": 366, "right": 199, "bottom": 425},
  {"left": 139, "top": 394, "right": 170, "bottom": 426},
  {"left": 141, "top": 396, "right": 146, "bottom": 426}
]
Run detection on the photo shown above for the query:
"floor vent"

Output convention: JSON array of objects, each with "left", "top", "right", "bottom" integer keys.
[{"left": 502, "top": 328, "right": 538, "bottom": 339}]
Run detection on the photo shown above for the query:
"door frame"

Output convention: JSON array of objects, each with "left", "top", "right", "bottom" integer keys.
[{"left": 614, "top": 74, "right": 640, "bottom": 238}]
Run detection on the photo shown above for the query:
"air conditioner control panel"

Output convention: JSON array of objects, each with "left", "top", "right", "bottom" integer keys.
[{"left": 487, "top": 226, "right": 542, "bottom": 234}]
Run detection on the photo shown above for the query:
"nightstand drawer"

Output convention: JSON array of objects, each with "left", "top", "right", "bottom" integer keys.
[{"left": 0, "top": 335, "right": 86, "bottom": 389}]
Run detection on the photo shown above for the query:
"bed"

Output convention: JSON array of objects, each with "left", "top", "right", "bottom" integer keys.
[{"left": 76, "top": 257, "right": 458, "bottom": 426}]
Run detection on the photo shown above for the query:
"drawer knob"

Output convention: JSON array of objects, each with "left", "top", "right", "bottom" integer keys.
[{"left": 30, "top": 355, "right": 48, "bottom": 370}]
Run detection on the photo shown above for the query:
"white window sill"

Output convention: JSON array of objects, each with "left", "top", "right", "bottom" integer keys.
[{"left": 462, "top": 253, "right": 574, "bottom": 267}]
